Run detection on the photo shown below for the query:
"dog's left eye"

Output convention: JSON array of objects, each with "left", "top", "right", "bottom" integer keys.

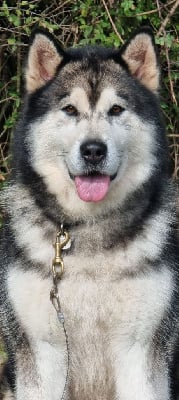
[
  {"left": 109, "top": 105, "right": 124, "bottom": 116},
  {"left": 62, "top": 105, "right": 78, "bottom": 116}
]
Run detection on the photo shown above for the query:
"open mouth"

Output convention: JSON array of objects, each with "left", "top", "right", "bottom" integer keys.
[{"left": 69, "top": 171, "right": 117, "bottom": 202}]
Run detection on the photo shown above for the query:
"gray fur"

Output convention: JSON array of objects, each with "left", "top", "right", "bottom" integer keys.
[{"left": 0, "top": 27, "right": 178, "bottom": 400}]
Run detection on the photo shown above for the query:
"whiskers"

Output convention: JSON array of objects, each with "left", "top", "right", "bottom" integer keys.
[{"left": 57, "top": 150, "right": 69, "bottom": 158}]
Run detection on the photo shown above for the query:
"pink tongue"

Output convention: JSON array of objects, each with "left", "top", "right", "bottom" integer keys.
[{"left": 75, "top": 175, "right": 110, "bottom": 202}]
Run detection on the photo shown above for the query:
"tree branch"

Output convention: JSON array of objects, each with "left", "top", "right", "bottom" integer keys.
[
  {"left": 101, "top": 0, "right": 124, "bottom": 44},
  {"left": 157, "top": 0, "right": 179, "bottom": 36}
]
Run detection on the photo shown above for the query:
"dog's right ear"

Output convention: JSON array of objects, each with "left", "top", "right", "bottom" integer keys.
[{"left": 25, "top": 30, "right": 65, "bottom": 93}]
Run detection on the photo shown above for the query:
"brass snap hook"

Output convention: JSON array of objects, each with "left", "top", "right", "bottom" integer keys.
[
  {"left": 56, "top": 230, "right": 70, "bottom": 249},
  {"left": 52, "top": 261, "right": 64, "bottom": 281},
  {"left": 52, "top": 230, "right": 70, "bottom": 274}
]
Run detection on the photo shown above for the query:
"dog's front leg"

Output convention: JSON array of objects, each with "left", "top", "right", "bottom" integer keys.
[
  {"left": 15, "top": 340, "right": 68, "bottom": 400},
  {"left": 114, "top": 342, "right": 170, "bottom": 400}
]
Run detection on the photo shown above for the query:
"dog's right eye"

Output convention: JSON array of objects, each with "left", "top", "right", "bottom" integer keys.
[{"left": 62, "top": 105, "right": 78, "bottom": 116}]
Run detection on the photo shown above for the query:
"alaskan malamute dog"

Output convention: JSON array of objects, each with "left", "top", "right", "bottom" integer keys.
[{"left": 0, "top": 27, "right": 178, "bottom": 400}]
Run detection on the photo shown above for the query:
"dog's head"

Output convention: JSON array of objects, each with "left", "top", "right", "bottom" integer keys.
[{"left": 17, "top": 28, "right": 167, "bottom": 219}]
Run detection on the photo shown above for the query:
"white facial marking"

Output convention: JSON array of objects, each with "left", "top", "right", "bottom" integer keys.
[
  {"left": 69, "top": 87, "right": 90, "bottom": 113},
  {"left": 96, "top": 87, "right": 127, "bottom": 112}
]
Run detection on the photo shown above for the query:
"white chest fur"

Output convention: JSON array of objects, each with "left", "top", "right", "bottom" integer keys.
[{"left": 8, "top": 252, "right": 172, "bottom": 399}]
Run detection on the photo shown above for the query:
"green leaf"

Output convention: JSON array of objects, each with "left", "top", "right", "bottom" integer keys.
[
  {"left": 9, "top": 13, "right": 20, "bottom": 27},
  {"left": 8, "top": 38, "right": 16, "bottom": 45}
]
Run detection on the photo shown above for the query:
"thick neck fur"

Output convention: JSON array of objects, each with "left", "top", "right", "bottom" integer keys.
[{"left": 5, "top": 170, "right": 173, "bottom": 269}]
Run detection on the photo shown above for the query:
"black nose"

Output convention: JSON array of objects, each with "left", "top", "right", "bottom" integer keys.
[{"left": 80, "top": 140, "right": 107, "bottom": 164}]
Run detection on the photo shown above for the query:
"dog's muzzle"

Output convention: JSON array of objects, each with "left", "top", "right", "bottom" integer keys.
[{"left": 69, "top": 140, "right": 117, "bottom": 203}]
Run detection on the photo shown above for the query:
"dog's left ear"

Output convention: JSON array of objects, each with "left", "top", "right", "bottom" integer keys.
[
  {"left": 26, "top": 29, "right": 65, "bottom": 93},
  {"left": 120, "top": 28, "right": 160, "bottom": 93}
]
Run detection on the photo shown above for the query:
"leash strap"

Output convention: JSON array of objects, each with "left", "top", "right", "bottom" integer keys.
[{"left": 50, "top": 225, "right": 71, "bottom": 400}]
